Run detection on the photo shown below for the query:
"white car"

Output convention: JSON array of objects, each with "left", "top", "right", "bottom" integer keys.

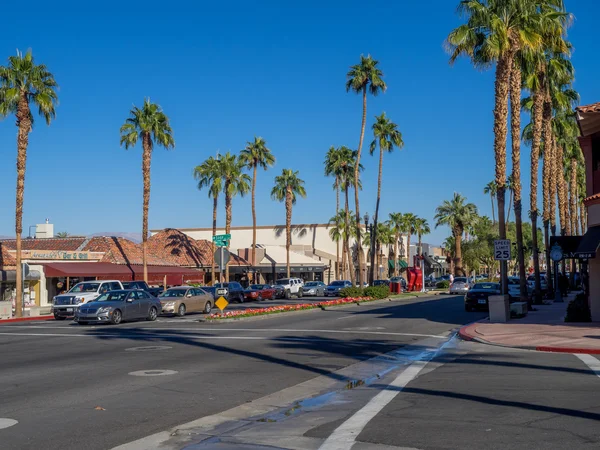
[
  {"left": 449, "top": 277, "right": 470, "bottom": 295},
  {"left": 275, "top": 278, "right": 304, "bottom": 299},
  {"left": 51, "top": 280, "right": 124, "bottom": 320}
]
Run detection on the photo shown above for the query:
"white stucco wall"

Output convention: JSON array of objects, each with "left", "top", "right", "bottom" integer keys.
[{"left": 587, "top": 204, "right": 600, "bottom": 227}]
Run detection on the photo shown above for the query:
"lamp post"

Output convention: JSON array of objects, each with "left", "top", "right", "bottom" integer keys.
[{"left": 364, "top": 213, "right": 376, "bottom": 285}]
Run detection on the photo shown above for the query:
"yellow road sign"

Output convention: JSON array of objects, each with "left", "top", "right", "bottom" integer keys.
[{"left": 215, "top": 296, "right": 229, "bottom": 312}]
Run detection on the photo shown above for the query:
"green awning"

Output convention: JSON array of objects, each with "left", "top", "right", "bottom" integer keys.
[{"left": 388, "top": 260, "right": 408, "bottom": 269}]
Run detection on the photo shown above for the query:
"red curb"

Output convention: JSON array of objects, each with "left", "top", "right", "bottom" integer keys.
[
  {"left": 0, "top": 315, "right": 55, "bottom": 324},
  {"left": 535, "top": 346, "right": 600, "bottom": 355}
]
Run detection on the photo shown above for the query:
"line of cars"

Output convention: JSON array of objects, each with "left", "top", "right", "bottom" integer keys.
[{"left": 460, "top": 275, "right": 549, "bottom": 312}]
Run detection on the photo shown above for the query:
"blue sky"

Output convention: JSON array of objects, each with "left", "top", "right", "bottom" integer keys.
[{"left": 1, "top": 0, "right": 599, "bottom": 245}]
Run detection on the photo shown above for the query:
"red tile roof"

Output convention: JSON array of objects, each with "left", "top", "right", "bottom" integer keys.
[
  {"left": 577, "top": 102, "right": 600, "bottom": 114},
  {"left": 147, "top": 229, "right": 214, "bottom": 267},
  {"left": 0, "top": 244, "right": 16, "bottom": 267},
  {"left": 82, "top": 236, "right": 176, "bottom": 266},
  {"left": 0, "top": 237, "right": 87, "bottom": 251},
  {"left": 584, "top": 193, "right": 600, "bottom": 205}
]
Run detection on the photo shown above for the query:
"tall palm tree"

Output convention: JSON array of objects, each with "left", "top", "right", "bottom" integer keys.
[
  {"left": 120, "top": 98, "right": 175, "bottom": 283},
  {"left": 194, "top": 155, "right": 224, "bottom": 283},
  {"left": 434, "top": 193, "right": 478, "bottom": 276},
  {"left": 402, "top": 213, "right": 418, "bottom": 268},
  {"left": 328, "top": 211, "right": 350, "bottom": 280},
  {"left": 363, "top": 223, "right": 394, "bottom": 280},
  {"left": 387, "top": 212, "right": 404, "bottom": 277},
  {"left": 483, "top": 181, "right": 498, "bottom": 225},
  {"left": 271, "top": 169, "right": 307, "bottom": 277},
  {"left": 220, "top": 152, "right": 251, "bottom": 281},
  {"left": 240, "top": 137, "right": 275, "bottom": 273},
  {"left": 346, "top": 54, "right": 386, "bottom": 286},
  {"left": 369, "top": 112, "right": 403, "bottom": 282},
  {"left": 414, "top": 218, "right": 431, "bottom": 257},
  {"left": 0, "top": 50, "right": 58, "bottom": 318},
  {"left": 325, "top": 146, "right": 344, "bottom": 279}
]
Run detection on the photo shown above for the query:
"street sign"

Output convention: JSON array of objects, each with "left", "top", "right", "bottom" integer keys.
[
  {"left": 215, "top": 296, "right": 229, "bottom": 314},
  {"left": 212, "top": 234, "right": 231, "bottom": 247},
  {"left": 214, "top": 248, "right": 231, "bottom": 270},
  {"left": 22, "top": 263, "right": 30, "bottom": 279},
  {"left": 493, "top": 239, "right": 511, "bottom": 261}
]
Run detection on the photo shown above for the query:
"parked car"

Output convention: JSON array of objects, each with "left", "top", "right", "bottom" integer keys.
[
  {"left": 449, "top": 277, "right": 470, "bottom": 295},
  {"left": 464, "top": 282, "right": 501, "bottom": 311},
  {"left": 527, "top": 274, "right": 548, "bottom": 293},
  {"left": 74, "top": 289, "right": 161, "bottom": 325},
  {"left": 244, "top": 284, "right": 276, "bottom": 301},
  {"left": 275, "top": 278, "right": 304, "bottom": 299},
  {"left": 159, "top": 286, "right": 213, "bottom": 316},
  {"left": 202, "top": 286, "right": 217, "bottom": 299},
  {"left": 324, "top": 280, "right": 352, "bottom": 297},
  {"left": 122, "top": 281, "right": 164, "bottom": 297},
  {"left": 214, "top": 282, "right": 246, "bottom": 303},
  {"left": 52, "top": 280, "right": 124, "bottom": 320},
  {"left": 372, "top": 279, "right": 390, "bottom": 287},
  {"left": 507, "top": 276, "right": 533, "bottom": 301},
  {"left": 271, "top": 284, "right": 286, "bottom": 299},
  {"left": 302, "top": 281, "right": 326, "bottom": 296}
]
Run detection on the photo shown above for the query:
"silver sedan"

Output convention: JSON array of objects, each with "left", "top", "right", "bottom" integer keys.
[
  {"left": 302, "top": 281, "right": 326, "bottom": 296},
  {"left": 74, "top": 290, "right": 161, "bottom": 325},
  {"left": 449, "top": 277, "right": 470, "bottom": 295}
]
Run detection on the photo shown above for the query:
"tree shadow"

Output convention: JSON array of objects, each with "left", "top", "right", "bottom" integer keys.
[{"left": 165, "top": 231, "right": 206, "bottom": 268}]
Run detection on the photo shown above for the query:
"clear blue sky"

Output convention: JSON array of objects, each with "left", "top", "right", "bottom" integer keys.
[{"left": 1, "top": 0, "right": 599, "bottom": 245}]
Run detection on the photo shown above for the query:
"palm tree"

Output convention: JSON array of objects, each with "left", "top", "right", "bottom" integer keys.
[
  {"left": 120, "top": 98, "right": 175, "bottom": 283},
  {"left": 0, "top": 50, "right": 58, "bottom": 318},
  {"left": 55, "top": 231, "right": 70, "bottom": 238},
  {"left": 365, "top": 223, "right": 394, "bottom": 280},
  {"left": 328, "top": 211, "right": 347, "bottom": 280},
  {"left": 346, "top": 54, "right": 386, "bottom": 286},
  {"left": 271, "top": 169, "right": 307, "bottom": 277},
  {"left": 325, "top": 146, "right": 344, "bottom": 279},
  {"left": 414, "top": 218, "right": 431, "bottom": 257},
  {"left": 240, "top": 137, "right": 275, "bottom": 273},
  {"left": 483, "top": 181, "right": 498, "bottom": 225},
  {"left": 369, "top": 112, "right": 403, "bottom": 282},
  {"left": 387, "top": 212, "right": 404, "bottom": 277},
  {"left": 434, "top": 193, "right": 478, "bottom": 276},
  {"left": 194, "top": 155, "right": 223, "bottom": 283},
  {"left": 402, "top": 213, "right": 418, "bottom": 268},
  {"left": 220, "top": 152, "right": 251, "bottom": 281}
]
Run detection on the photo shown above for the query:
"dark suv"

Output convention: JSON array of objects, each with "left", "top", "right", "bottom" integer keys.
[{"left": 214, "top": 282, "right": 246, "bottom": 303}]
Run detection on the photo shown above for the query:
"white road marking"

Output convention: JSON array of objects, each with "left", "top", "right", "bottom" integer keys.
[
  {"left": 129, "top": 369, "right": 178, "bottom": 377},
  {"left": 575, "top": 354, "right": 600, "bottom": 378},
  {"left": 0, "top": 418, "right": 18, "bottom": 430},
  {"left": 125, "top": 346, "right": 172, "bottom": 352},
  {"left": 319, "top": 359, "right": 431, "bottom": 450}
]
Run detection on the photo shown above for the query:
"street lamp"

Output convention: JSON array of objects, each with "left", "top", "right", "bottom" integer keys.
[{"left": 364, "top": 213, "right": 376, "bottom": 285}]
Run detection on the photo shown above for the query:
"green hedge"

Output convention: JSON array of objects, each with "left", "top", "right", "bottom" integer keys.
[
  {"left": 436, "top": 280, "right": 450, "bottom": 289},
  {"left": 565, "top": 293, "right": 591, "bottom": 322},
  {"left": 339, "top": 286, "right": 364, "bottom": 298},
  {"left": 339, "top": 285, "right": 390, "bottom": 299}
]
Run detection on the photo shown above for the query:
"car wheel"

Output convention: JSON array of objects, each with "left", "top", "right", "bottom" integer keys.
[
  {"left": 53, "top": 314, "right": 66, "bottom": 321},
  {"left": 257, "top": 294, "right": 263, "bottom": 302},
  {"left": 147, "top": 306, "right": 158, "bottom": 321},
  {"left": 298, "top": 290, "right": 303, "bottom": 298},
  {"left": 111, "top": 309, "right": 122, "bottom": 325},
  {"left": 177, "top": 304, "right": 186, "bottom": 317},
  {"left": 204, "top": 302, "right": 212, "bottom": 314},
  {"left": 238, "top": 294, "right": 244, "bottom": 303},
  {"left": 285, "top": 289, "right": 291, "bottom": 300}
]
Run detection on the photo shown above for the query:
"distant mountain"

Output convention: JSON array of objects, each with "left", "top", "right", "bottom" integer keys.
[
  {"left": 0, "top": 235, "right": 12, "bottom": 240},
  {"left": 89, "top": 232, "right": 142, "bottom": 243}
]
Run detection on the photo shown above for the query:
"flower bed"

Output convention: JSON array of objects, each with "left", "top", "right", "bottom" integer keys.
[{"left": 207, "top": 296, "right": 374, "bottom": 320}]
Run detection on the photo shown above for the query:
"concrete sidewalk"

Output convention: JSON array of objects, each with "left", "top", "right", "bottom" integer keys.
[{"left": 459, "top": 295, "right": 600, "bottom": 354}]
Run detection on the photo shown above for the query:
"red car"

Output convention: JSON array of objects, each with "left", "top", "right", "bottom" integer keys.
[{"left": 244, "top": 284, "right": 276, "bottom": 301}]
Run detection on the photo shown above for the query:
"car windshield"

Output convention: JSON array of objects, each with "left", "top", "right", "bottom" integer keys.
[
  {"left": 508, "top": 278, "right": 519, "bottom": 285},
  {"left": 95, "top": 291, "right": 128, "bottom": 302},
  {"left": 305, "top": 282, "right": 319, "bottom": 287},
  {"left": 473, "top": 283, "right": 499, "bottom": 290},
  {"left": 454, "top": 278, "right": 467, "bottom": 283},
  {"left": 276, "top": 279, "right": 290, "bottom": 285},
  {"left": 250, "top": 285, "right": 266, "bottom": 289},
  {"left": 70, "top": 282, "right": 100, "bottom": 293},
  {"left": 159, "top": 289, "right": 187, "bottom": 298},
  {"left": 330, "top": 281, "right": 345, "bottom": 287}
]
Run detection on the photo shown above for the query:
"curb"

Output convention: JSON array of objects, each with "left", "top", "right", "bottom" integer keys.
[
  {"left": 0, "top": 315, "right": 55, "bottom": 324},
  {"left": 458, "top": 322, "right": 600, "bottom": 355}
]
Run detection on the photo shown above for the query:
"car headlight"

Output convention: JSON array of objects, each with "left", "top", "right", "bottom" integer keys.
[
  {"left": 73, "top": 297, "right": 84, "bottom": 305},
  {"left": 163, "top": 302, "right": 175, "bottom": 307},
  {"left": 97, "top": 307, "right": 112, "bottom": 314},
  {"left": 308, "top": 289, "right": 315, "bottom": 293}
]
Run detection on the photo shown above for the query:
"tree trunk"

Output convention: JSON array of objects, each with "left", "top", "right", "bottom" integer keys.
[
  {"left": 406, "top": 233, "right": 411, "bottom": 268},
  {"left": 549, "top": 133, "right": 557, "bottom": 237},
  {"left": 335, "top": 178, "right": 340, "bottom": 280},
  {"left": 344, "top": 185, "right": 355, "bottom": 285},
  {"left": 371, "top": 143, "right": 384, "bottom": 284},
  {"left": 285, "top": 187, "right": 292, "bottom": 278},
  {"left": 354, "top": 87, "right": 367, "bottom": 287},
  {"left": 542, "top": 94, "right": 553, "bottom": 294},
  {"left": 506, "top": 189, "right": 513, "bottom": 226},
  {"left": 570, "top": 159, "right": 578, "bottom": 236},
  {"left": 493, "top": 52, "right": 512, "bottom": 294},
  {"left": 556, "top": 144, "right": 569, "bottom": 236},
  {"left": 225, "top": 181, "right": 232, "bottom": 282},
  {"left": 454, "top": 229, "right": 464, "bottom": 276},
  {"left": 580, "top": 201, "right": 586, "bottom": 234},
  {"left": 530, "top": 85, "right": 544, "bottom": 303},
  {"left": 394, "top": 232, "right": 399, "bottom": 277},
  {"left": 509, "top": 58, "right": 528, "bottom": 302},
  {"left": 141, "top": 132, "right": 152, "bottom": 283},
  {"left": 490, "top": 194, "right": 496, "bottom": 225},
  {"left": 251, "top": 164, "right": 257, "bottom": 276},
  {"left": 14, "top": 93, "right": 31, "bottom": 318},
  {"left": 211, "top": 195, "right": 218, "bottom": 284}
]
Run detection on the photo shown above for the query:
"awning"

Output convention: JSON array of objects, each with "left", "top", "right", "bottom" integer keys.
[
  {"left": 0, "top": 270, "right": 41, "bottom": 282},
  {"left": 388, "top": 260, "right": 408, "bottom": 270},
  {"left": 575, "top": 226, "right": 600, "bottom": 259},
  {"left": 128, "top": 265, "right": 204, "bottom": 284},
  {"left": 550, "top": 236, "right": 583, "bottom": 259}
]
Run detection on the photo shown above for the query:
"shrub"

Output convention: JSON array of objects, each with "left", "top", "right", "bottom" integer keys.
[
  {"left": 436, "top": 280, "right": 450, "bottom": 289},
  {"left": 339, "top": 286, "right": 364, "bottom": 298},
  {"left": 364, "top": 285, "right": 390, "bottom": 299},
  {"left": 565, "top": 293, "right": 591, "bottom": 323}
]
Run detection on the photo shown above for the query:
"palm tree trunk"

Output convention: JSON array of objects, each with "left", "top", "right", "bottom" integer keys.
[
  {"left": 354, "top": 87, "right": 367, "bottom": 287},
  {"left": 490, "top": 194, "right": 496, "bottom": 225},
  {"left": 454, "top": 229, "right": 463, "bottom": 276},
  {"left": 225, "top": 182, "right": 232, "bottom": 282},
  {"left": 345, "top": 185, "right": 355, "bottom": 285},
  {"left": 341, "top": 238, "right": 347, "bottom": 281},
  {"left": 251, "top": 164, "right": 257, "bottom": 275},
  {"left": 141, "top": 132, "right": 152, "bottom": 283},
  {"left": 211, "top": 195, "right": 218, "bottom": 284},
  {"left": 549, "top": 134, "right": 557, "bottom": 237},
  {"left": 556, "top": 144, "right": 569, "bottom": 237},
  {"left": 579, "top": 200, "right": 586, "bottom": 234},
  {"left": 506, "top": 189, "right": 513, "bottom": 225},
  {"left": 406, "top": 233, "right": 411, "bottom": 268},
  {"left": 570, "top": 159, "right": 578, "bottom": 236},
  {"left": 335, "top": 179, "right": 340, "bottom": 280},
  {"left": 493, "top": 52, "right": 512, "bottom": 294},
  {"left": 530, "top": 86, "right": 544, "bottom": 303},
  {"left": 285, "top": 188, "right": 292, "bottom": 278},
  {"left": 394, "top": 232, "right": 399, "bottom": 277},
  {"left": 371, "top": 144, "right": 384, "bottom": 284},
  {"left": 509, "top": 58, "right": 528, "bottom": 302},
  {"left": 14, "top": 94, "right": 31, "bottom": 318},
  {"left": 542, "top": 96, "right": 553, "bottom": 294}
]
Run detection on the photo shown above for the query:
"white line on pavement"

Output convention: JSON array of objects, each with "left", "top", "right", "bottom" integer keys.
[
  {"left": 318, "top": 358, "right": 431, "bottom": 450},
  {"left": 575, "top": 354, "right": 600, "bottom": 378}
]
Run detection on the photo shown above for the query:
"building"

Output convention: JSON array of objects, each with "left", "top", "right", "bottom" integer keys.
[
  {"left": 576, "top": 102, "right": 600, "bottom": 321},
  {"left": 155, "top": 224, "right": 408, "bottom": 283}
]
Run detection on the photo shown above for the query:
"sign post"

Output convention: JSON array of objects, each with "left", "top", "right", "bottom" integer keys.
[
  {"left": 213, "top": 234, "right": 231, "bottom": 282},
  {"left": 21, "top": 263, "right": 29, "bottom": 312},
  {"left": 494, "top": 239, "right": 511, "bottom": 295}
]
